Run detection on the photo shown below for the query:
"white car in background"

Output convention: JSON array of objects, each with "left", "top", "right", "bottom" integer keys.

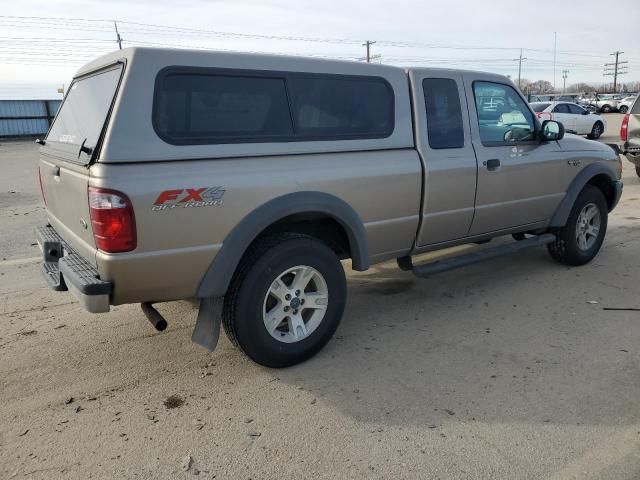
[
  {"left": 530, "top": 101, "right": 606, "bottom": 139},
  {"left": 618, "top": 96, "right": 637, "bottom": 114}
]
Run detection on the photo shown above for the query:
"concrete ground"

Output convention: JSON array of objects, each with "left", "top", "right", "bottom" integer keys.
[{"left": 1, "top": 116, "right": 640, "bottom": 479}]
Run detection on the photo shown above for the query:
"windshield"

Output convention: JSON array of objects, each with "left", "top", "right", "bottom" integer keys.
[
  {"left": 45, "top": 64, "right": 122, "bottom": 163},
  {"left": 530, "top": 103, "right": 551, "bottom": 112}
]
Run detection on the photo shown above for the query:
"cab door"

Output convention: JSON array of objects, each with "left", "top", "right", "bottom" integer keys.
[
  {"left": 409, "top": 70, "right": 478, "bottom": 246},
  {"left": 464, "top": 76, "right": 567, "bottom": 235}
]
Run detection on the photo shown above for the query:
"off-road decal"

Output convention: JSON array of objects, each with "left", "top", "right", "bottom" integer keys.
[{"left": 152, "top": 187, "right": 225, "bottom": 211}]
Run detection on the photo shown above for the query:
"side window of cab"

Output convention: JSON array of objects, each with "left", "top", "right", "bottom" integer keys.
[{"left": 473, "top": 81, "right": 535, "bottom": 144}]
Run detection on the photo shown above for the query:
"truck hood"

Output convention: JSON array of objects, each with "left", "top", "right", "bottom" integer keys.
[{"left": 558, "top": 134, "right": 616, "bottom": 156}]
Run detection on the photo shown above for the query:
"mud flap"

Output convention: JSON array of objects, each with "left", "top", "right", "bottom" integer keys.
[{"left": 191, "top": 297, "right": 223, "bottom": 352}]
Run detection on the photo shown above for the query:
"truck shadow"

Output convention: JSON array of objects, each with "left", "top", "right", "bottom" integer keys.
[{"left": 274, "top": 240, "right": 640, "bottom": 429}]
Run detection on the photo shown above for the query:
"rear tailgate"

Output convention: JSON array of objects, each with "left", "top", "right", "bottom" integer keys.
[{"left": 39, "top": 63, "right": 123, "bottom": 262}]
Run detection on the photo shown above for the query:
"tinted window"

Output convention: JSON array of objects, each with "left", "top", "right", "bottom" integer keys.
[
  {"left": 553, "top": 103, "right": 570, "bottom": 114},
  {"left": 473, "top": 81, "right": 535, "bottom": 144},
  {"left": 46, "top": 65, "right": 122, "bottom": 163},
  {"left": 567, "top": 103, "right": 585, "bottom": 114},
  {"left": 422, "top": 78, "right": 464, "bottom": 149},
  {"left": 531, "top": 102, "right": 551, "bottom": 112},
  {"left": 154, "top": 73, "right": 293, "bottom": 144},
  {"left": 288, "top": 76, "right": 393, "bottom": 138}
]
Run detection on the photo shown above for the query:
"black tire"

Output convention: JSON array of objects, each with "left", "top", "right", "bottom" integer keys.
[
  {"left": 587, "top": 121, "right": 604, "bottom": 139},
  {"left": 601, "top": 105, "right": 612, "bottom": 113},
  {"left": 635, "top": 165, "right": 640, "bottom": 178},
  {"left": 619, "top": 105, "right": 629, "bottom": 114},
  {"left": 223, "top": 233, "right": 346, "bottom": 368},
  {"left": 547, "top": 185, "right": 608, "bottom": 266}
]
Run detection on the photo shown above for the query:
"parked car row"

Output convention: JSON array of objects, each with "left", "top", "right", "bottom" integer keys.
[
  {"left": 578, "top": 93, "right": 637, "bottom": 114},
  {"left": 530, "top": 101, "right": 606, "bottom": 139}
]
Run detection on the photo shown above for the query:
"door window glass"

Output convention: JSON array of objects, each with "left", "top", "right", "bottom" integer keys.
[
  {"left": 473, "top": 81, "right": 535, "bottom": 144},
  {"left": 553, "top": 103, "right": 570, "bottom": 114},
  {"left": 567, "top": 103, "right": 586, "bottom": 114}
]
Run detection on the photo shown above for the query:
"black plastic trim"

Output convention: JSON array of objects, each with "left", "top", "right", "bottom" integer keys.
[
  {"left": 36, "top": 225, "right": 112, "bottom": 296},
  {"left": 196, "top": 191, "right": 369, "bottom": 298},
  {"left": 549, "top": 163, "right": 618, "bottom": 227}
]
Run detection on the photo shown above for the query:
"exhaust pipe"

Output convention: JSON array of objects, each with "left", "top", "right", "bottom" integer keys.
[{"left": 141, "top": 302, "right": 168, "bottom": 331}]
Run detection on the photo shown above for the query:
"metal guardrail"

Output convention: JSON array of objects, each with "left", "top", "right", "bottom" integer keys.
[{"left": 0, "top": 100, "right": 62, "bottom": 138}]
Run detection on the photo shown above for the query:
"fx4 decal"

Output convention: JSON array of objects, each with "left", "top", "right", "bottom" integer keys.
[{"left": 152, "top": 187, "right": 226, "bottom": 211}]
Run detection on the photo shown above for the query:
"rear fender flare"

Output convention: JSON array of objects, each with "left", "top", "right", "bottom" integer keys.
[{"left": 196, "top": 191, "right": 369, "bottom": 298}]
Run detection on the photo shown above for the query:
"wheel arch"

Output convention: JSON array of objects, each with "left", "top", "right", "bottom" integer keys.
[
  {"left": 549, "top": 162, "right": 619, "bottom": 228},
  {"left": 196, "top": 191, "right": 369, "bottom": 298}
]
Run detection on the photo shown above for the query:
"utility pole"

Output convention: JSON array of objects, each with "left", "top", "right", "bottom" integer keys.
[
  {"left": 361, "top": 40, "right": 379, "bottom": 63},
  {"left": 114, "top": 21, "right": 123, "bottom": 50},
  {"left": 562, "top": 70, "right": 569, "bottom": 93},
  {"left": 553, "top": 32, "right": 557, "bottom": 90},
  {"left": 515, "top": 49, "right": 527, "bottom": 89},
  {"left": 603, "top": 51, "right": 628, "bottom": 92}
]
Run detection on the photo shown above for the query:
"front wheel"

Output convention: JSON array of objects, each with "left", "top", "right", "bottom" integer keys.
[
  {"left": 619, "top": 105, "right": 629, "bottom": 114},
  {"left": 223, "top": 233, "right": 346, "bottom": 368},
  {"left": 600, "top": 105, "right": 612, "bottom": 113},
  {"left": 547, "top": 185, "right": 607, "bottom": 266},
  {"left": 587, "top": 121, "right": 604, "bottom": 139}
]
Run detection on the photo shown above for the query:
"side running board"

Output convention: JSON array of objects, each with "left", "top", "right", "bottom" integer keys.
[{"left": 398, "top": 233, "right": 556, "bottom": 278}]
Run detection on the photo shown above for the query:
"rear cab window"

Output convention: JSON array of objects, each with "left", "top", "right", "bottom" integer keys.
[
  {"left": 152, "top": 67, "right": 394, "bottom": 145},
  {"left": 44, "top": 64, "right": 123, "bottom": 163},
  {"left": 422, "top": 78, "right": 464, "bottom": 149}
]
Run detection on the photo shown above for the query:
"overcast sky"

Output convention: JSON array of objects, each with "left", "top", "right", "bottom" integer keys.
[{"left": 1, "top": 0, "right": 639, "bottom": 99}]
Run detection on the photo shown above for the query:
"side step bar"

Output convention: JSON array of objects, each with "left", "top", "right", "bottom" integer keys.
[{"left": 398, "top": 233, "right": 556, "bottom": 278}]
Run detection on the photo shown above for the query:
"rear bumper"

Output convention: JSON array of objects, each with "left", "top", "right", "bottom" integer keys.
[{"left": 35, "top": 225, "right": 112, "bottom": 313}]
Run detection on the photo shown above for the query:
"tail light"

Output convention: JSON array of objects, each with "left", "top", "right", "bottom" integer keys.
[
  {"left": 620, "top": 114, "right": 630, "bottom": 142},
  {"left": 88, "top": 187, "right": 136, "bottom": 253},
  {"left": 38, "top": 167, "right": 46, "bottom": 206},
  {"left": 536, "top": 112, "right": 553, "bottom": 121}
]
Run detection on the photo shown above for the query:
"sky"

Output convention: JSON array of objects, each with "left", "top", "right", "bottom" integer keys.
[{"left": 1, "top": 0, "right": 639, "bottom": 99}]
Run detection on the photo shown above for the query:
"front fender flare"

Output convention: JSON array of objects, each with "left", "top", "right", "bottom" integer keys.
[
  {"left": 549, "top": 162, "right": 617, "bottom": 228},
  {"left": 196, "top": 191, "right": 369, "bottom": 298}
]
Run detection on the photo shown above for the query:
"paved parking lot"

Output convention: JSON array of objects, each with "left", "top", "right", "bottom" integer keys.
[{"left": 2, "top": 119, "right": 640, "bottom": 479}]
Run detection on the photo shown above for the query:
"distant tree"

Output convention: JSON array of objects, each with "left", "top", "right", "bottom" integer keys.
[
  {"left": 527, "top": 80, "right": 554, "bottom": 94},
  {"left": 567, "top": 82, "right": 594, "bottom": 93}
]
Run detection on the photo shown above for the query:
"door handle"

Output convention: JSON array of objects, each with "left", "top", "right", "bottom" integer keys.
[{"left": 483, "top": 158, "right": 501, "bottom": 171}]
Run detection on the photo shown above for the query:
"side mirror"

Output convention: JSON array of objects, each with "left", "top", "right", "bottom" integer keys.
[{"left": 540, "top": 120, "right": 564, "bottom": 141}]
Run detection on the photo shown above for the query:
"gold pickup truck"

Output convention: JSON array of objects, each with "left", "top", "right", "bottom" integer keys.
[{"left": 36, "top": 48, "right": 622, "bottom": 367}]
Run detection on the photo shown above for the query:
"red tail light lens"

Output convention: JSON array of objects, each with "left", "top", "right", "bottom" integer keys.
[
  {"left": 88, "top": 187, "right": 136, "bottom": 253},
  {"left": 620, "top": 114, "right": 630, "bottom": 142},
  {"left": 38, "top": 167, "right": 46, "bottom": 206},
  {"left": 536, "top": 112, "right": 553, "bottom": 122}
]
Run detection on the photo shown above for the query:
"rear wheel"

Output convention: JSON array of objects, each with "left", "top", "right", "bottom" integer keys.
[
  {"left": 619, "top": 105, "right": 629, "bottom": 114},
  {"left": 547, "top": 185, "right": 607, "bottom": 266},
  {"left": 223, "top": 233, "right": 346, "bottom": 368},
  {"left": 600, "top": 105, "right": 612, "bottom": 113},
  {"left": 587, "top": 121, "right": 604, "bottom": 139}
]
